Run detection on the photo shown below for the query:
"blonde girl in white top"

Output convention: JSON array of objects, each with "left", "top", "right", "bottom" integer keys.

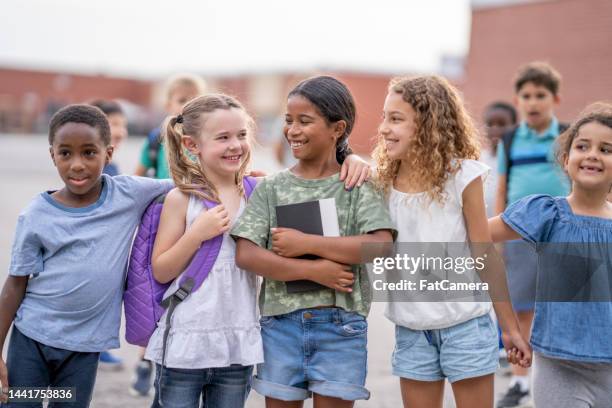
[
  {"left": 144, "top": 94, "right": 261, "bottom": 408},
  {"left": 374, "top": 76, "right": 531, "bottom": 408}
]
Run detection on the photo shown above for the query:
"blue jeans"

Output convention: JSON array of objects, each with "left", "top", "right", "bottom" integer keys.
[
  {"left": 152, "top": 364, "right": 253, "bottom": 408},
  {"left": 1, "top": 326, "right": 99, "bottom": 408}
]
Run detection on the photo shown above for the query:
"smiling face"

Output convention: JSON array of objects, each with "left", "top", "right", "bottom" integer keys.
[
  {"left": 185, "top": 107, "right": 250, "bottom": 178},
  {"left": 379, "top": 91, "right": 418, "bottom": 161},
  {"left": 50, "top": 122, "right": 113, "bottom": 201},
  {"left": 515, "top": 82, "right": 559, "bottom": 133},
  {"left": 565, "top": 121, "right": 612, "bottom": 192},
  {"left": 283, "top": 95, "right": 341, "bottom": 162}
]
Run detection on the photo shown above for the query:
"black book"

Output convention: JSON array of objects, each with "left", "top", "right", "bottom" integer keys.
[{"left": 275, "top": 198, "right": 340, "bottom": 293}]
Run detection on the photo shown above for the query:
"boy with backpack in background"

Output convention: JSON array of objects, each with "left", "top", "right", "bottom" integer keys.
[
  {"left": 0, "top": 105, "right": 172, "bottom": 408},
  {"left": 495, "top": 62, "right": 570, "bottom": 408}
]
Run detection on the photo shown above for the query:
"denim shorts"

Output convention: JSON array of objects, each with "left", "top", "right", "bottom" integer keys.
[
  {"left": 253, "top": 308, "right": 369, "bottom": 401},
  {"left": 152, "top": 364, "right": 253, "bottom": 408},
  {"left": 392, "top": 314, "right": 499, "bottom": 383}
]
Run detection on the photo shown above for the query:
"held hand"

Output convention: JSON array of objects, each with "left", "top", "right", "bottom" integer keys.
[
  {"left": 340, "top": 155, "right": 371, "bottom": 190},
  {"left": 271, "top": 228, "right": 311, "bottom": 258},
  {"left": 190, "top": 205, "right": 230, "bottom": 242},
  {"left": 501, "top": 330, "right": 532, "bottom": 368},
  {"left": 0, "top": 358, "right": 8, "bottom": 403},
  {"left": 308, "top": 259, "right": 355, "bottom": 293}
]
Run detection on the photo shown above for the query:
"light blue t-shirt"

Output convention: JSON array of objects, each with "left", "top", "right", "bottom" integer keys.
[
  {"left": 497, "top": 118, "right": 570, "bottom": 205},
  {"left": 503, "top": 195, "right": 612, "bottom": 363},
  {"left": 9, "top": 174, "right": 173, "bottom": 352}
]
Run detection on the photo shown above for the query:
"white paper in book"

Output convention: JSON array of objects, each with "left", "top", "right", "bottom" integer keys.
[{"left": 319, "top": 198, "right": 340, "bottom": 237}]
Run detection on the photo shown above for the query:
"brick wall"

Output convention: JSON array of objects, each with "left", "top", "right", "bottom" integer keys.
[{"left": 462, "top": 0, "right": 612, "bottom": 124}]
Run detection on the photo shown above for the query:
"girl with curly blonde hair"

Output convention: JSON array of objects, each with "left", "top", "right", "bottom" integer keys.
[{"left": 374, "top": 76, "right": 530, "bottom": 408}]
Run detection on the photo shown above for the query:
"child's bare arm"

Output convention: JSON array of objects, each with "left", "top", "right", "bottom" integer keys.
[
  {"left": 488, "top": 216, "right": 521, "bottom": 242},
  {"left": 235, "top": 238, "right": 354, "bottom": 292},
  {"left": 152, "top": 188, "right": 236, "bottom": 283},
  {"left": 495, "top": 174, "right": 508, "bottom": 215},
  {"left": 0, "top": 276, "right": 28, "bottom": 399},
  {"left": 271, "top": 229, "right": 393, "bottom": 265},
  {"left": 463, "top": 177, "right": 531, "bottom": 367}
]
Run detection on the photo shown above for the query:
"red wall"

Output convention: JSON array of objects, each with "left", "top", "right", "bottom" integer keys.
[{"left": 462, "top": 0, "right": 612, "bottom": 124}]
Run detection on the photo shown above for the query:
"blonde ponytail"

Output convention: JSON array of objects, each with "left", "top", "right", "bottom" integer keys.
[{"left": 162, "top": 94, "right": 253, "bottom": 202}]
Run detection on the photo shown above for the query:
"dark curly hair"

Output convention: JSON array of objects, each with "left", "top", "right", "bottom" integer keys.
[{"left": 49, "top": 104, "right": 111, "bottom": 145}]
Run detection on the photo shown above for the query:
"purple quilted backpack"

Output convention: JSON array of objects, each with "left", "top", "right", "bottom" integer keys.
[{"left": 124, "top": 176, "right": 257, "bottom": 347}]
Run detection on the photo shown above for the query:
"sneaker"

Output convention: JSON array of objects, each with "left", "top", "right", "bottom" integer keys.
[
  {"left": 98, "top": 351, "right": 123, "bottom": 371},
  {"left": 496, "top": 383, "right": 531, "bottom": 408},
  {"left": 130, "top": 361, "right": 153, "bottom": 397}
]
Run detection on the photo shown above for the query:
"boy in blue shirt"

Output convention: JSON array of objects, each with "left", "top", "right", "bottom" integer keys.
[
  {"left": 0, "top": 105, "right": 172, "bottom": 407},
  {"left": 495, "top": 62, "right": 570, "bottom": 408}
]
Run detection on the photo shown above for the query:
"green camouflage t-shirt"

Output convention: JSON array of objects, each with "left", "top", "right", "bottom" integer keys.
[{"left": 231, "top": 169, "right": 395, "bottom": 317}]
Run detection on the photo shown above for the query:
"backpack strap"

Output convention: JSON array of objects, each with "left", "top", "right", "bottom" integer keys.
[
  {"left": 156, "top": 176, "right": 258, "bottom": 404},
  {"left": 172, "top": 176, "right": 258, "bottom": 294},
  {"left": 502, "top": 125, "right": 519, "bottom": 179},
  {"left": 502, "top": 123, "right": 569, "bottom": 205},
  {"left": 243, "top": 175, "right": 257, "bottom": 197}
]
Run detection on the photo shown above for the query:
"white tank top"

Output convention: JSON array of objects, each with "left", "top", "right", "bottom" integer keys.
[{"left": 145, "top": 195, "right": 263, "bottom": 369}]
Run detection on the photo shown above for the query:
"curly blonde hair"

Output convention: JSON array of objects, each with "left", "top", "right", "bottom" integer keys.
[
  {"left": 373, "top": 75, "right": 480, "bottom": 202},
  {"left": 164, "top": 94, "right": 253, "bottom": 202}
]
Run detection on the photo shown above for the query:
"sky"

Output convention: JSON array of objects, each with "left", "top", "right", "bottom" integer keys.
[{"left": 0, "top": 0, "right": 472, "bottom": 79}]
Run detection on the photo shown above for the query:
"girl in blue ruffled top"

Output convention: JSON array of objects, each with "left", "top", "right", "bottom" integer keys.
[{"left": 489, "top": 102, "right": 612, "bottom": 408}]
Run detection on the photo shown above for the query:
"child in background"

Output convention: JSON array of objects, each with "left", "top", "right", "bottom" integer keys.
[
  {"left": 481, "top": 102, "right": 517, "bottom": 375},
  {"left": 232, "top": 76, "right": 395, "bottom": 408},
  {"left": 131, "top": 73, "right": 206, "bottom": 396},
  {"left": 374, "top": 76, "right": 530, "bottom": 408},
  {"left": 482, "top": 102, "right": 517, "bottom": 217},
  {"left": 489, "top": 103, "right": 612, "bottom": 408},
  {"left": 89, "top": 99, "right": 129, "bottom": 370},
  {"left": 144, "top": 94, "right": 261, "bottom": 408},
  {"left": 494, "top": 62, "right": 570, "bottom": 408},
  {"left": 0, "top": 105, "right": 172, "bottom": 407},
  {"left": 135, "top": 73, "right": 207, "bottom": 179},
  {"left": 90, "top": 99, "right": 128, "bottom": 177}
]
